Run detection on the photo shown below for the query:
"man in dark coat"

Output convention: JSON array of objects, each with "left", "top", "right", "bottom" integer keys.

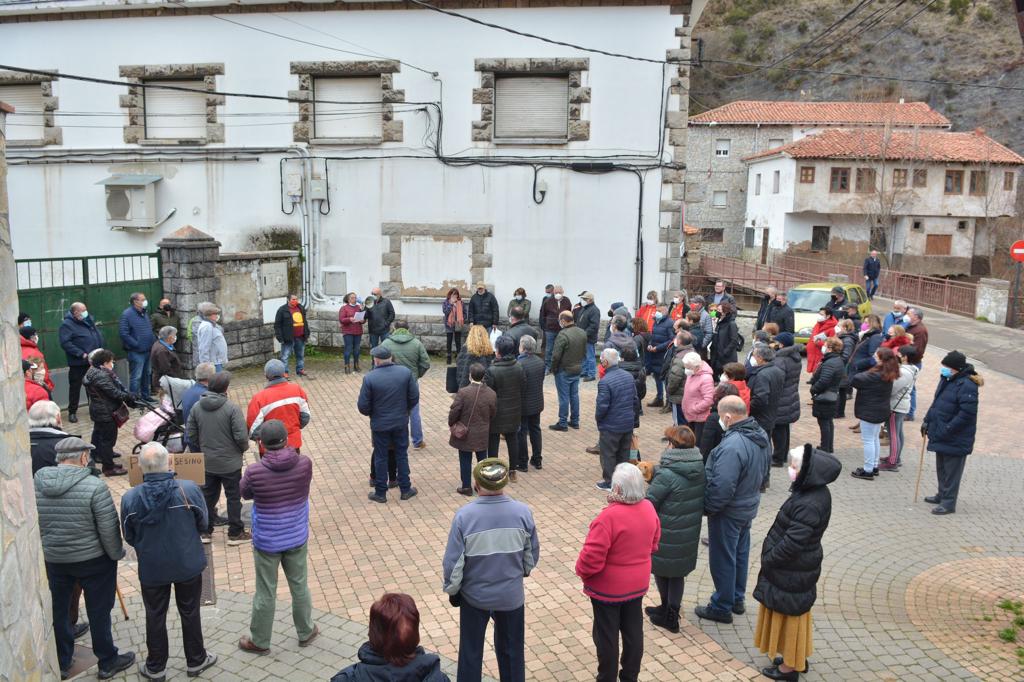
[
  {"left": 468, "top": 282, "right": 500, "bottom": 331},
  {"left": 540, "top": 285, "right": 571, "bottom": 371},
  {"left": 365, "top": 287, "right": 396, "bottom": 349},
  {"left": 28, "top": 401, "right": 71, "bottom": 475},
  {"left": 274, "top": 294, "right": 311, "bottom": 377},
  {"left": 697, "top": 397, "right": 769, "bottom": 624},
  {"left": 746, "top": 345, "right": 784, "bottom": 488},
  {"left": 755, "top": 287, "right": 778, "bottom": 331},
  {"left": 594, "top": 348, "right": 639, "bottom": 491},
  {"left": 359, "top": 346, "right": 419, "bottom": 502},
  {"left": 646, "top": 305, "right": 675, "bottom": 407},
  {"left": 710, "top": 302, "right": 740, "bottom": 377},
  {"left": 484, "top": 336, "right": 525, "bottom": 474},
  {"left": 904, "top": 307, "right": 929, "bottom": 420},
  {"left": 764, "top": 292, "right": 795, "bottom": 335},
  {"left": 573, "top": 291, "right": 601, "bottom": 381},
  {"left": 504, "top": 305, "right": 539, "bottom": 352},
  {"left": 517, "top": 336, "right": 545, "bottom": 470},
  {"left": 770, "top": 334, "right": 802, "bottom": 466},
  {"left": 923, "top": 351, "right": 981, "bottom": 515},
  {"left": 59, "top": 302, "right": 105, "bottom": 423},
  {"left": 119, "top": 292, "right": 157, "bottom": 401},
  {"left": 150, "top": 298, "right": 181, "bottom": 337},
  {"left": 863, "top": 249, "right": 881, "bottom": 300},
  {"left": 824, "top": 286, "right": 847, "bottom": 319}
]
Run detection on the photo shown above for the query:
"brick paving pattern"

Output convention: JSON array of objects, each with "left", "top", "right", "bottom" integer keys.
[{"left": 58, "top": 339, "right": 1023, "bottom": 680}]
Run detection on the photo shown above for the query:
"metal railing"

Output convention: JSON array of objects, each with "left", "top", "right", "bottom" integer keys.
[{"left": 700, "top": 256, "right": 815, "bottom": 296}]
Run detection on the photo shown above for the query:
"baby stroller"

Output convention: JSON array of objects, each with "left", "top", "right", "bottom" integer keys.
[{"left": 131, "top": 375, "right": 194, "bottom": 454}]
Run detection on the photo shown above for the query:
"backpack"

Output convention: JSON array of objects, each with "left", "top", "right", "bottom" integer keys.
[{"left": 736, "top": 331, "right": 745, "bottom": 352}]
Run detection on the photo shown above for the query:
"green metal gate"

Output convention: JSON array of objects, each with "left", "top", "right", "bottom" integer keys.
[{"left": 16, "top": 252, "right": 163, "bottom": 369}]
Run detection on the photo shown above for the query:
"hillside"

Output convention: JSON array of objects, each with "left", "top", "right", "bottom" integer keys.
[{"left": 691, "top": 0, "right": 1024, "bottom": 152}]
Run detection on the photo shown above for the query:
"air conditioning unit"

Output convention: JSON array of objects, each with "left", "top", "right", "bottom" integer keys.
[{"left": 96, "top": 174, "right": 162, "bottom": 231}]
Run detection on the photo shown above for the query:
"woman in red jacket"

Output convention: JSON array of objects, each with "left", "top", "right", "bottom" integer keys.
[
  {"left": 636, "top": 290, "right": 659, "bottom": 331},
  {"left": 805, "top": 308, "right": 837, "bottom": 375},
  {"left": 576, "top": 463, "right": 661, "bottom": 682},
  {"left": 880, "top": 324, "right": 912, "bottom": 352},
  {"left": 338, "top": 292, "right": 367, "bottom": 373}
]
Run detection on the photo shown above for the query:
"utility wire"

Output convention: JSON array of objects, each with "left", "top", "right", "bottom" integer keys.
[
  {"left": 862, "top": 0, "right": 940, "bottom": 52},
  {"left": 801, "top": 0, "right": 909, "bottom": 69}
]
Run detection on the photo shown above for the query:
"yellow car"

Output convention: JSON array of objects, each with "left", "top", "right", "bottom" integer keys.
[{"left": 789, "top": 283, "right": 872, "bottom": 346}]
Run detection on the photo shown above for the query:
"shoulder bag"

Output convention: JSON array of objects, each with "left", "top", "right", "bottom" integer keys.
[{"left": 450, "top": 385, "right": 482, "bottom": 440}]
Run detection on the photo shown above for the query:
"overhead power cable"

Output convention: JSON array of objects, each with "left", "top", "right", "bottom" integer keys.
[
  {"left": 862, "top": 0, "right": 941, "bottom": 52},
  {"left": 801, "top": 0, "right": 909, "bottom": 69}
]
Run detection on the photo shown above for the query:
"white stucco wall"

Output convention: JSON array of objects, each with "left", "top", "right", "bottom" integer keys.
[{"left": 743, "top": 156, "right": 795, "bottom": 250}]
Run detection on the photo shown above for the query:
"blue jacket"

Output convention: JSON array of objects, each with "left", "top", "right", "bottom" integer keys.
[
  {"left": 119, "top": 305, "right": 156, "bottom": 354},
  {"left": 863, "top": 256, "right": 881, "bottom": 279},
  {"left": 924, "top": 366, "right": 981, "bottom": 456},
  {"left": 646, "top": 316, "right": 675, "bottom": 374},
  {"left": 442, "top": 494, "right": 540, "bottom": 611},
  {"left": 181, "top": 382, "right": 208, "bottom": 450},
  {"left": 851, "top": 329, "right": 883, "bottom": 372},
  {"left": 59, "top": 312, "right": 105, "bottom": 367},
  {"left": 120, "top": 472, "right": 207, "bottom": 586},
  {"left": 357, "top": 362, "right": 419, "bottom": 431},
  {"left": 704, "top": 417, "right": 770, "bottom": 521},
  {"left": 881, "top": 312, "right": 906, "bottom": 335},
  {"left": 595, "top": 365, "right": 639, "bottom": 433}
]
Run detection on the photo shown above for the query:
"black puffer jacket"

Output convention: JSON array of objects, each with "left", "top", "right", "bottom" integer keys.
[
  {"left": 84, "top": 365, "right": 133, "bottom": 424},
  {"left": 850, "top": 369, "right": 893, "bottom": 424},
  {"left": 754, "top": 444, "right": 840, "bottom": 616},
  {"left": 484, "top": 357, "right": 524, "bottom": 433},
  {"left": 455, "top": 348, "right": 493, "bottom": 389},
  {"left": 619, "top": 356, "right": 647, "bottom": 403},
  {"left": 575, "top": 303, "right": 601, "bottom": 344},
  {"left": 837, "top": 331, "right": 858, "bottom": 388},
  {"left": 747, "top": 362, "right": 784, "bottom": 434},
  {"left": 711, "top": 313, "right": 740, "bottom": 370},
  {"left": 810, "top": 352, "right": 845, "bottom": 419},
  {"left": 518, "top": 353, "right": 545, "bottom": 417},
  {"left": 773, "top": 346, "right": 802, "bottom": 425},
  {"left": 468, "top": 291, "right": 500, "bottom": 328}
]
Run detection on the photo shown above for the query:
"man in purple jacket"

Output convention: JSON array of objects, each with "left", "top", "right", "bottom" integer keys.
[{"left": 236, "top": 420, "right": 317, "bottom": 655}]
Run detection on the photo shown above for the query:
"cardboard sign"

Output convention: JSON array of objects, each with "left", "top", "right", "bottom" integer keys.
[{"left": 128, "top": 452, "right": 206, "bottom": 487}]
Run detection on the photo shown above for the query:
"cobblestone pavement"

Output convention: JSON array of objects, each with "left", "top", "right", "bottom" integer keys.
[{"left": 59, "top": 344, "right": 1023, "bottom": 681}]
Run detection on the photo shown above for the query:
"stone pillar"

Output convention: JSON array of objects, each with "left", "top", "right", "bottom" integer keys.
[
  {"left": 975, "top": 278, "right": 1010, "bottom": 325},
  {"left": 158, "top": 226, "right": 221, "bottom": 370},
  {"left": 0, "top": 102, "right": 61, "bottom": 680}
]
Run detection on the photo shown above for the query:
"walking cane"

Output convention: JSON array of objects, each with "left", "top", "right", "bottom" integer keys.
[
  {"left": 912, "top": 435, "right": 927, "bottom": 503},
  {"left": 115, "top": 584, "right": 129, "bottom": 621}
]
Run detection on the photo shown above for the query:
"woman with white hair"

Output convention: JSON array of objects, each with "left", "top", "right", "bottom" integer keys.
[
  {"left": 576, "top": 463, "right": 661, "bottom": 682},
  {"left": 150, "top": 325, "right": 183, "bottom": 396},
  {"left": 753, "top": 444, "right": 841, "bottom": 680},
  {"left": 681, "top": 351, "right": 714, "bottom": 444}
]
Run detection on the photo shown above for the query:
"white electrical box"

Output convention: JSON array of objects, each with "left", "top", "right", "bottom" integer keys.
[
  {"left": 261, "top": 262, "right": 289, "bottom": 298},
  {"left": 309, "top": 179, "right": 328, "bottom": 201}
]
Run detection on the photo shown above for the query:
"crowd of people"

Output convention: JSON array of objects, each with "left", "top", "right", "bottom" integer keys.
[{"left": 18, "top": 269, "right": 984, "bottom": 681}]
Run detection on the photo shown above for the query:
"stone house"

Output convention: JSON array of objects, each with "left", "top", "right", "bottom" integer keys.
[
  {"left": 742, "top": 128, "right": 1023, "bottom": 276},
  {"left": 683, "top": 100, "right": 950, "bottom": 261}
]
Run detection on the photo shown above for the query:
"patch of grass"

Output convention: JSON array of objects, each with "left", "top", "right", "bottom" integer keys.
[
  {"left": 1014, "top": 615, "right": 1024, "bottom": 628},
  {"left": 797, "top": 20, "right": 808, "bottom": 34},
  {"left": 983, "top": 615, "right": 994, "bottom": 622},
  {"left": 998, "top": 627, "right": 1018, "bottom": 643},
  {"left": 729, "top": 28, "right": 749, "bottom": 54},
  {"left": 948, "top": 0, "right": 969, "bottom": 22},
  {"left": 977, "top": 6, "right": 993, "bottom": 22},
  {"left": 997, "top": 599, "right": 1023, "bottom": 615}
]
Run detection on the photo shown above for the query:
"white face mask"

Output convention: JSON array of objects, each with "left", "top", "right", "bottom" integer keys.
[
  {"left": 554, "top": 293, "right": 563, "bottom": 301},
  {"left": 79, "top": 310, "right": 89, "bottom": 320},
  {"left": 647, "top": 298, "right": 655, "bottom": 305},
  {"left": 720, "top": 374, "right": 728, "bottom": 383},
  {"left": 140, "top": 299, "right": 148, "bottom": 309},
  {"left": 817, "top": 314, "right": 827, "bottom": 323},
  {"left": 673, "top": 297, "right": 680, "bottom": 304},
  {"left": 719, "top": 417, "right": 728, "bottom": 431},
  {"left": 33, "top": 369, "right": 46, "bottom": 384},
  {"left": 787, "top": 466, "right": 799, "bottom": 482},
  {"left": 750, "top": 357, "right": 759, "bottom": 367},
  {"left": 654, "top": 312, "right": 663, "bottom": 320},
  {"left": 684, "top": 368, "right": 694, "bottom": 376},
  {"left": 516, "top": 295, "right": 524, "bottom": 301},
  {"left": 902, "top": 314, "right": 912, "bottom": 324}
]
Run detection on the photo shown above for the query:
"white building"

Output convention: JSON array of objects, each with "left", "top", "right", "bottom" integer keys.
[
  {"left": 0, "top": 0, "right": 706, "bottom": 317},
  {"left": 683, "top": 100, "right": 950, "bottom": 258},
  {"left": 743, "top": 128, "right": 1023, "bottom": 276}
]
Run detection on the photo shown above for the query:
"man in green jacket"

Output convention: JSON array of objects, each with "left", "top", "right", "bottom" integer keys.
[
  {"left": 549, "top": 310, "right": 587, "bottom": 431},
  {"left": 381, "top": 320, "right": 431, "bottom": 449},
  {"left": 35, "top": 436, "right": 135, "bottom": 680}
]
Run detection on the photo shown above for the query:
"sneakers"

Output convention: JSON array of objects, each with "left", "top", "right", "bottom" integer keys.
[
  {"left": 568, "top": 423, "right": 579, "bottom": 429},
  {"left": 595, "top": 481, "right": 611, "bottom": 491},
  {"left": 138, "top": 660, "right": 166, "bottom": 681},
  {"left": 548, "top": 423, "right": 568, "bottom": 432},
  {"left": 72, "top": 621, "right": 90, "bottom": 639},
  {"left": 98, "top": 652, "right": 136, "bottom": 679},
  {"left": 649, "top": 605, "right": 680, "bottom": 633},
  {"left": 200, "top": 533, "right": 212, "bottom": 544},
  {"left": 237, "top": 637, "right": 269, "bottom": 655},
  {"left": 227, "top": 531, "right": 252, "bottom": 546},
  {"left": 400, "top": 487, "right": 418, "bottom": 501},
  {"left": 368, "top": 492, "right": 387, "bottom": 504},
  {"left": 186, "top": 652, "right": 217, "bottom": 678},
  {"left": 850, "top": 468, "right": 874, "bottom": 480},
  {"left": 298, "top": 625, "right": 320, "bottom": 648}
]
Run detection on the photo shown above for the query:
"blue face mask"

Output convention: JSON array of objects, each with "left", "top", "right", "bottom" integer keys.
[
  {"left": 939, "top": 367, "right": 953, "bottom": 379},
  {"left": 654, "top": 312, "right": 663, "bottom": 321}
]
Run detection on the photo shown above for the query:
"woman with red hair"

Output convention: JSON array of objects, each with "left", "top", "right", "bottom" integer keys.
[{"left": 331, "top": 593, "right": 450, "bottom": 681}]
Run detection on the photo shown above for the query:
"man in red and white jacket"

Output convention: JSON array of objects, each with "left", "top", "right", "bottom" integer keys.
[{"left": 246, "top": 359, "right": 311, "bottom": 454}]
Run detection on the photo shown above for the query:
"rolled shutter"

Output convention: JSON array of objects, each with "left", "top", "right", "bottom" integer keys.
[
  {"left": 143, "top": 80, "right": 208, "bottom": 140},
  {"left": 494, "top": 76, "right": 569, "bottom": 140},
  {"left": 313, "top": 77, "right": 382, "bottom": 139},
  {"left": 0, "top": 84, "right": 45, "bottom": 141}
]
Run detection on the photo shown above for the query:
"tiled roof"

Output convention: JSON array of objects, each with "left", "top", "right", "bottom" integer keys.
[
  {"left": 743, "top": 129, "right": 1024, "bottom": 165},
  {"left": 689, "top": 100, "right": 950, "bottom": 127}
]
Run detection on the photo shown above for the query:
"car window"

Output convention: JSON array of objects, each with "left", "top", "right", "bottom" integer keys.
[
  {"left": 787, "top": 289, "right": 832, "bottom": 312},
  {"left": 848, "top": 288, "right": 863, "bottom": 305}
]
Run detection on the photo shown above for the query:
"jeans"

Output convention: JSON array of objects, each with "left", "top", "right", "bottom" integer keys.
[
  {"left": 202, "top": 469, "right": 243, "bottom": 536},
  {"left": 866, "top": 277, "right": 879, "bottom": 299},
  {"left": 544, "top": 331, "right": 558, "bottom": 370},
  {"left": 489, "top": 431, "right": 523, "bottom": 470},
  {"left": 654, "top": 575, "right": 685, "bottom": 609},
  {"left": 46, "top": 555, "right": 120, "bottom": 672},
  {"left": 554, "top": 371, "right": 580, "bottom": 427},
  {"left": 653, "top": 374, "right": 664, "bottom": 401},
  {"left": 599, "top": 431, "right": 632, "bottom": 483},
  {"left": 771, "top": 423, "right": 790, "bottom": 464},
  {"left": 583, "top": 342, "right": 597, "bottom": 379},
  {"left": 369, "top": 333, "right": 387, "bottom": 349},
  {"left": 214, "top": 364, "right": 223, "bottom": 373},
  {"left": 343, "top": 334, "right": 362, "bottom": 365},
  {"left": 459, "top": 450, "right": 487, "bottom": 488},
  {"left": 141, "top": 573, "right": 207, "bottom": 671},
  {"left": 935, "top": 453, "right": 967, "bottom": 511},
  {"left": 591, "top": 597, "right": 644, "bottom": 682},
  {"left": 458, "top": 602, "right": 525, "bottom": 682},
  {"left": 409, "top": 402, "right": 424, "bottom": 446},
  {"left": 280, "top": 338, "right": 305, "bottom": 373},
  {"left": 372, "top": 426, "right": 411, "bottom": 497},
  {"left": 908, "top": 362, "right": 922, "bottom": 418},
  {"left": 860, "top": 420, "right": 882, "bottom": 472},
  {"left": 91, "top": 419, "right": 118, "bottom": 468},
  {"left": 67, "top": 364, "right": 88, "bottom": 415},
  {"left": 517, "top": 414, "right": 542, "bottom": 466},
  {"left": 249, "top": 543, "right": 315, "bottom": 649},
  {"left": 707, "top": 514, "right": 751, "bottom": 615},
  {"left": 671, "top": 402, "right": 687, "bottom": 426},
  {"left": 887, "top": 412, "right": 906, "bottom": 465},
  {"left": 817, "top": 416, "right": 834, "bottom": 453},
  {"left": 128, "top": 349, "right": 152, "bottom": 400},
  {"left": 446, "top": 331, "right": 462, "bottom": 362},
  {"left": 370, "top": 448, "right": 397, "bottom": 483}
]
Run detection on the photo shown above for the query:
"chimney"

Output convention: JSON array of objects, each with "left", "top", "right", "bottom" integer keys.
[{"left": 974, "top": 127, "right": 986, "bottom": 136}]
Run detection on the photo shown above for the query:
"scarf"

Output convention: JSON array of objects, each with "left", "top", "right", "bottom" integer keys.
[
  {"left": 448, "top": 299, "right": 464, "bottom": 328},
  {"left": 606, "top": 492, "right": 641, "bottom": 506}
]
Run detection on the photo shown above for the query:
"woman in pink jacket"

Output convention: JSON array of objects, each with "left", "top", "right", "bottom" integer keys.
[
  {"left": 338, "top": 292, "right": 367, "bottom": 374},
  {"left": 682, "top": 352, "right": 715, "bottom": 445},
  {"left": 576, "top": 463, "right": 661, "bottom": 682}
]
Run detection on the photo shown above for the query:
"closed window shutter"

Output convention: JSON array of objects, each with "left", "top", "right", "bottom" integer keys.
[
  {"left": 313, "top": 77, "right": 382, "bottom": 139},
  {"left": 1, "top": 84, "right": 45, "bottom": 141},
  {"left": 494, "top": 76, "right": 569, "bottom": 140},
  {"left": 144, "top": 80, "right": 207, "bottom": 139}
]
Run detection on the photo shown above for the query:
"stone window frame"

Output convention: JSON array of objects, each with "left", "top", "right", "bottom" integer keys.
[
  {"left": 290, "top": 60, "right": 404, "bottom": 145},
  {"left": 118, "top": 63, "right": 225, "bottom": 146},
  {"left": 472, "top": 58, "right": 590, "bottom": 144},
  {"left": 379, "top": 223, "right": 492, "bottom": 302},
  {"left": 0, "top": 70, "right": 61, "bottom": 147}
]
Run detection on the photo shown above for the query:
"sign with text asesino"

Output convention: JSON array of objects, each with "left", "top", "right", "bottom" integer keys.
[{"left": 128, "top": 452, "right": 206, "bottom": 487}]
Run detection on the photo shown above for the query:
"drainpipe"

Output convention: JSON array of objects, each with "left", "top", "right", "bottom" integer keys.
[{"left": 287, "top": 146, "right": 314, "bottom": 309}]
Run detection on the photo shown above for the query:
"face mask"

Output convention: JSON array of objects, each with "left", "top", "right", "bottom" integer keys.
[
  {"left": 79, "top": 310, "right": 89, "bottom": 320},
  {"left": 719, "top": 418, "right": 728, "bottom": 431},
  {"left": 654, "top": 312, "right": 663, "bottom": 320},
  {"left": 939, "top": 367, "right": 953, "bottom": 378},
  {"left": 860, "top": 322, "right": 870, "bottom": 332},
  {"left": 673, "top": 297, "right": 680, "bottom": 304},
  {"left": 580, "top": 299, "right": 586, "bottom": 306},
  {"left": 140, "top": 299, "right": 148, "bottom": 309},
  {"left": 554, "top": 293, "right": 563, "bottom": 301},
  {"left": 720, "top": 374, "right": 728, "bottom": 383},
  {"left": 33, "top": 369, "right": 46, "bottom": 384},
  {"left": 902, "top": 315, "right": 911, "bottom": 324},
  {"left": 213, "top": 315, "right": 221, "bottom": 323},
  {"left": 749, "top": 357, "right": 759, "bottom": 368},
  {"left": 647, "top": 298, "right": 655, "bottom": 305},
  {"left": 684, "top": 368, "right": 694, "bottom": 376},
  {"left": 817, "top": 314, "right": 827, "bottom": 323},
  {"left": 31, "top": 336, "right": 39, "bottom": 345},
  {"left": 516, "top": 295, "right": 524, "bottom": 301},
  {"left": 787, "top": 466, "right": 799, "bottom": 482},
  {"left": 477, "top": 290, "right": 484, "bottom": 296},
  {"left": 162, "top": 304, "right": 173, "bottom": 312},
  {"left": 22, "top": 319, "right": 32, "bottom": 328}
]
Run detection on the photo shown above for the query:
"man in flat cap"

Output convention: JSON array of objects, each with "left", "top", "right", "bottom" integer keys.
[
  {"left": 358, "top": 345, "right": 419, "bottom": 503},
  {"left": 35, "top": 437, "right": 134, "bottom": 680},
  {"left": 468, "top": 281, "right": 500, "bottom": 332}
]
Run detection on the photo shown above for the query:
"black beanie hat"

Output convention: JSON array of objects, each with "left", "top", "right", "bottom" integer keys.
[{"left": 941, "top": 350, "right": 968, "bottom": 372}]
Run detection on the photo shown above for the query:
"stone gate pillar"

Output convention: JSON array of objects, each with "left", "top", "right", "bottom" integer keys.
[
  {"left": 158, "top": 226, "right": 221, "bottom": 370},
  {"left": 0, "top": 101, "right": 60, "bottom": 680}
]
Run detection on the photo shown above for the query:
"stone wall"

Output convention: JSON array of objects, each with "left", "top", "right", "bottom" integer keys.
[{"left": 0, "top": 103, "right": 60, "bottom": 680}]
